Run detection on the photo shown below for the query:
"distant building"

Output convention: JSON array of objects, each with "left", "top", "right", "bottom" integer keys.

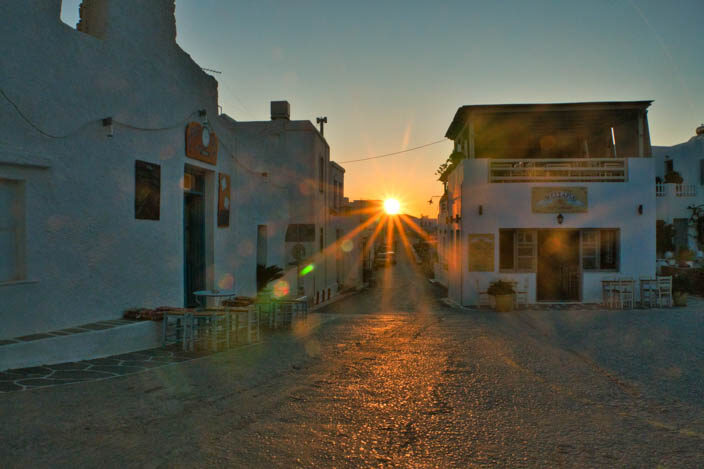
[
  {"left": 652, "top": 126, "right": 704, "bottom": 254},
  {"left": 436, "top": 101, "right": 656, "bottom": 306}
]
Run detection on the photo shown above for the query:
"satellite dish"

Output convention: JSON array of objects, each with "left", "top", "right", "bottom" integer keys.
[{"left": 292, "top": 243, "right": 306, "bottom": 262}]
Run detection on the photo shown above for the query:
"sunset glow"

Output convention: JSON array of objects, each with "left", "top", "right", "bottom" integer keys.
[{"left": 384, "top": 198, "right": 401, "bottom": 215}]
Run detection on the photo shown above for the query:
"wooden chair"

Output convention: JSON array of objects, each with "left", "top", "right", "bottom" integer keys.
[
  {"left": 476, "top": 279, "right": 492, "bottom": 308},
  {"left": 602, "top": 276, "right": 619, "bottom": 309},
  {"left": 618, "top": 277, "right": 634, "bottom": 309},
  {"left": 656, "top": 276, "right": 673, "bottom": 308},
  {"left": 514, "top": 277, "right": 529, "bottom": 308},
  {"left": 639, "top": 276, "right": 658, "bottom": 308}
]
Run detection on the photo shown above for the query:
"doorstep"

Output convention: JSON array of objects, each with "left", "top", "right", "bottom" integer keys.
[{"left": 0, "top": 320, "right": 162, "bottom": 371}]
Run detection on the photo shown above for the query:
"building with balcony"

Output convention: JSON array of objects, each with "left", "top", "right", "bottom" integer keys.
[
  {"left": 437, "top": 101, "right": 656, "bottom": 306},
  {"left": 652, "top": 125, "right": 704, "bottom": 254}
]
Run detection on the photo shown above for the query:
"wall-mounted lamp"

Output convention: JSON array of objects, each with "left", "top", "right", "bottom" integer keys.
[
  {"left": 102, "top": 117, "right": 113, "bottom": 138},
  {"left": 198, "top": 109, "right": 208, "bottom": 124},
  {"left": 478, "top": 204, "right": 483, "bottom": 215},
  {"left": 638, "top": 204, "right": 643, "bottom": 215},
  {"left": 556, "top": 213, "right": 564, "bottom": 225}
]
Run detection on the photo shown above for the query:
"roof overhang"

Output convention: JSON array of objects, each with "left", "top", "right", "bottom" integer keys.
[{"left": 445, "top": 100, "right": 653, "bottom": 140}]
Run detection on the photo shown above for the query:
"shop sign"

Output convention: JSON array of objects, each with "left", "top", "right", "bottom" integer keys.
[
  {"left": 186, "top": 122, "right": 218, "bottom": 165},
  {"left": 531, "top": 187, "right": 587, "bottom": 213},
  {"left": 468, "top": 233, "right": 495, "bottom": 272}
]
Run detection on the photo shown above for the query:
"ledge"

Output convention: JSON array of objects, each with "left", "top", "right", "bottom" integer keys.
[
  {"left": 0, "top": 144, "right": 51, "bottom": 169},
  {"left": 0, "top": 279, "right": 39, "bottom": 288}
]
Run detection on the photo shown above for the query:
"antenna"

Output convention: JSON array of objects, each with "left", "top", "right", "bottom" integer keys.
[{"left": 316, "top": 116, "right": 327, "bottom": 136}]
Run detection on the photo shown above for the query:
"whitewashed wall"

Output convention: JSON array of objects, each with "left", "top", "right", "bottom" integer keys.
[{"left": 0, "top": 0, "right": 280, "bottom": 338}]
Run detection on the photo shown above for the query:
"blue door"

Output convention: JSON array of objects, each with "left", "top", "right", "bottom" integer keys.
[{"left": 184, "top": 171, "right": 206, "bottom": 307}]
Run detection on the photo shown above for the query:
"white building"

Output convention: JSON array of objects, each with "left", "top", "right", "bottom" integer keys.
[
  {"left": 436, "top": 101, "right": 656, "bottom": 306},
  {"left": 0, "top": 1, "right": 358, "bottom": 368},
  {"left": 653, "top": 125, "right": 704, "bottom": 253},
  {"left": 220, "top": 103, "right": 361, "bottom": 306}
]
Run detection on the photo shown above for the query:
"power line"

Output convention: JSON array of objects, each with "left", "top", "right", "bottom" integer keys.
[{"left": 338, "top": 139, "right": 447, "bottom": 164}]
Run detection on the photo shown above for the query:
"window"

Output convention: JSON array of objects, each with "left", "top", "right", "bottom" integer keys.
[
  {"left": 319, "top": 157, "right": 324, "bottom": 193},
  {"left": 256, "top": 225, "right": 268, "bottom": 267},
  {"left": 581, "top": 229, "right": 619, "bottom": 271},
  {"left": 285, "top": 224, "right": 315, "bottom": 242},
  {"left": 516, "top": 230, "right": 536, "bottom": 271},
  {"left": 320, "top": 227, "right": 324, "bottom": 251},
  {"left": 0, "top": 179, "right": 25, "bottom": 282},
  {"left": 499, "top": 229, "right": 536, "bottom": 272},
  {"left": 135, "top": 160, "right": 160, "bottom": 220},
  {"left": 700, "top": 159, "right": 704, "bottom": 185},
  {"left": 665, "top": 159, "right": 673, "bottom": 173},
  {"left": 581, "top": 231, "right": 598, "bottom": 270},
  {"left": 499, "top": 230, "right": 514, "bottom": 270}
]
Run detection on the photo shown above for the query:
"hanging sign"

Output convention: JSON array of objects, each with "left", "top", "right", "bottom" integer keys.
[
  {"left": 531, "top": 187, "right": 587, "bottom": 213},
  {"left": 468, "top": 233, "right": 495, "bottom": 272},
  {"left": 186, "top": 122, "right": 218, "bottom": 165}
]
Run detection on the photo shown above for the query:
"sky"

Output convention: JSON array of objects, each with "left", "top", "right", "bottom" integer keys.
[{"left": 61, "top": 1, "right": 703, "bottom": 217}]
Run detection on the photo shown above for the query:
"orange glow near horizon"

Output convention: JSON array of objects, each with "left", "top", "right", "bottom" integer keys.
[{"left": 384, "top": 198, "right": 401, "bottom": 215}]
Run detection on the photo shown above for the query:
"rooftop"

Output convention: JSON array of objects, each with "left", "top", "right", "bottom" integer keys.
[{"left": 446, "top": 100, "right": 653, "bottom": 139}]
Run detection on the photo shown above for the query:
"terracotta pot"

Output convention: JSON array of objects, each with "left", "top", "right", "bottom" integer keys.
[
  {"left": 673, "top": 291, "right": 688, "bottom": 307},
  {"left": 494, "top": 294, "right": 514, "bottom": 312}
]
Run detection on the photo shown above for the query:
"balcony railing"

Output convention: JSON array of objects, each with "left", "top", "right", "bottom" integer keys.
[
  {"left": 656, "top": 183, "right": 698, "bottom": 198},
  {"left": 489, "top": 158, "right": 627, "bottom": 183}
]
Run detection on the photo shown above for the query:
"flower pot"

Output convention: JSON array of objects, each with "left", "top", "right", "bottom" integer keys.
[
  {"left": 673, "top": 291, "right": 688, "bottom": 307},
  {"left": 494, "top": 294, "right": 514, "bottom": 312}
]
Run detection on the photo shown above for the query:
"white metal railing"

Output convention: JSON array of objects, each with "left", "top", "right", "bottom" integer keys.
[
  {"left": 675, "top": 183, "right": 697, "bottom": 197},
  {"left": 656, "top": 183, "right": 698, "bottom": 197},
  {"left": 489, "top": 158, "right": 628, "bottom": 183}
]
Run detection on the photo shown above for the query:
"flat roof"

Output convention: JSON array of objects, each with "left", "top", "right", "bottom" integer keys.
[{"left": 445, "top": 100, "right": 653, "bottom": 139}]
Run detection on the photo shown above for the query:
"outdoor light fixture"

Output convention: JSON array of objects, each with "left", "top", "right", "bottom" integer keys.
[
  {"left": 102, "top": 117, "right": 113, "bottom": 138},
  {"left": 557, "top": 213, "right": 564, "bottom": 224},
  {"left": 478, "top": 204, "right": 483, "bottom": 215},
  {"left": 638, "top": 204, "right": 643, "bottom": 215},
  {"left": 197, "top": 109, "right": 211, "bottom": 146}
]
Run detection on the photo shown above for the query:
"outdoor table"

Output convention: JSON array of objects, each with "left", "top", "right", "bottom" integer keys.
[{"left": 192, "top": 290, "right": 238, "bottom": 351}]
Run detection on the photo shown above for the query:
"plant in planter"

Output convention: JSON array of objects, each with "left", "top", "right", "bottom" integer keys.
[
  {"left": 672, "top": 274, "right": 691, "bottom": 306},
  {"left": 663, "top": 170, "right": 683, "bottom": 184},
  {"left": 256, "top": 265, "right": 284, "bottom": 296},
  {"left": 676, "top": 248, "right": 695, "bottom": 267},
  {"left": 487, "top": 280, "right": 516, "bottom": 312}
]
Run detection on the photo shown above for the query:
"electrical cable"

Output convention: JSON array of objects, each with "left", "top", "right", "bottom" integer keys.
[
  {"left": 337, "top": 139, "right": 447, "bottom": 164},
  {"left": 1, "top": 87, "right": 199, "bottom": 137}
]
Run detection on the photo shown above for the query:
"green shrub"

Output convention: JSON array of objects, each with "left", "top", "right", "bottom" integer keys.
[{"left": 487, "top": 280, "right": 515, "bottom": 296}]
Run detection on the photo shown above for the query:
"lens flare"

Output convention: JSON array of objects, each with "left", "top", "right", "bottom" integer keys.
[
  {"left": 273, "top": 280, "right": 290, "bottom": 298},
  {"left": 300, "top": 264, "right": 315, "bottom": 276},
  {"left": 384, "top": 198, "right": 401, "bottom": 215},
  {"left": 341, "top": 239, "right": 354, "bottom": 252}
]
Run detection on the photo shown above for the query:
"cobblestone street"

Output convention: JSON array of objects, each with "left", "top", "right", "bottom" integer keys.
[{"left": 1, "top": 252, "right": 703, "bottom": 467}]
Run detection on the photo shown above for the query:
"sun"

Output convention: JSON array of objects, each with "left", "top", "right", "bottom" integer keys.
[{"left": 384, "top": 198, "right": 401, "bottom": 215}]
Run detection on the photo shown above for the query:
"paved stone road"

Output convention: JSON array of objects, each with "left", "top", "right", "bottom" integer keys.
[{"left": 1, "top": 250, "right": 703, "bottom": 467}]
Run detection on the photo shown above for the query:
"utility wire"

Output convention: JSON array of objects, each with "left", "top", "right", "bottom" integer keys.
[
  {"left": 338, "top": 139, "right": 447, "bottom": 163},
  {"left": 1, "top": 87, "right": 199, "bottom": 137}
]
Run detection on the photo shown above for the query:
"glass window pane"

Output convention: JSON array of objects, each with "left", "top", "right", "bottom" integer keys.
[{"left": 499, "top": 230, "right": 514, "bottom": 270}]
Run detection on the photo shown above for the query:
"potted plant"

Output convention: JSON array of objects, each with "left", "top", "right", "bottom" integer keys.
[
  {"left": 672, "top": 275, "right": 690, "bottom": 306},
  {"left": 676, "top": 248, "right": 695, "bottom": 268},
  {"left": 487, "top": 280, "right": 515, "bottom": 312},
  {"left": 256, "top": 265, "right": 284, "bottom": 299},
  {"left": 664, "top": 170, "right": 683, "bottom": 184}
]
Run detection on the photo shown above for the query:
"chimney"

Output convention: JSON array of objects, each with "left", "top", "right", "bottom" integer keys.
[{"left": 270, "top": 101, "right": 290, "bottom": 120}]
